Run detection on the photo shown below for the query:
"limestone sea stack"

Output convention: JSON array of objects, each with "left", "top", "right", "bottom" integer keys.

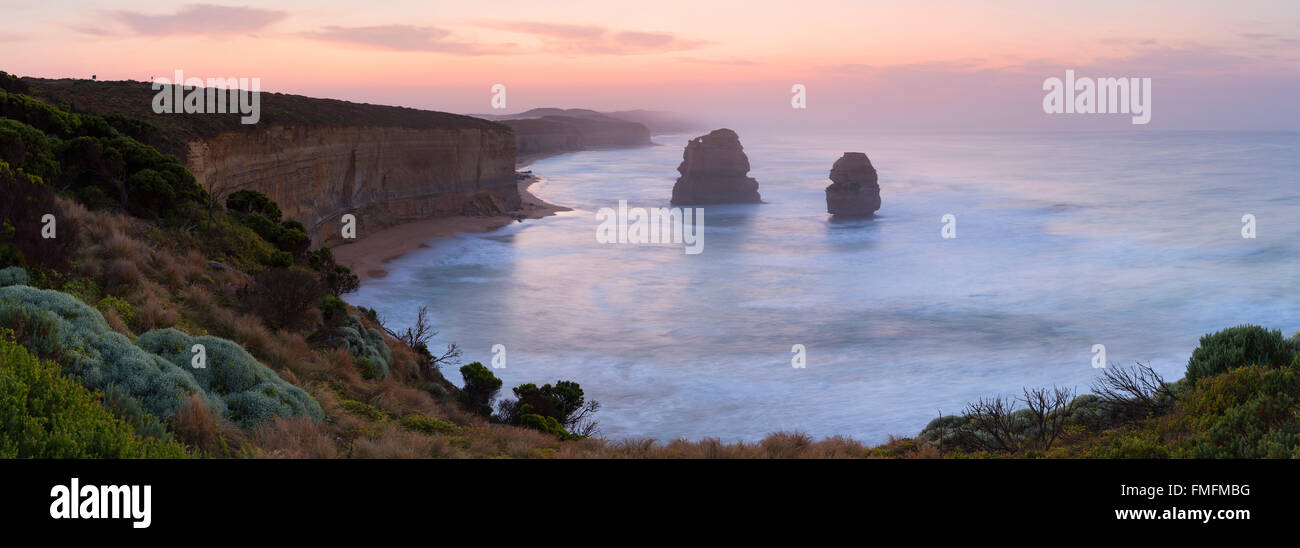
[
  {"left": 825, "top": 152, "right": 881, "bottom": 217},
  {"left": 670, "top": 129, "right": 762, "bottom": 205}
]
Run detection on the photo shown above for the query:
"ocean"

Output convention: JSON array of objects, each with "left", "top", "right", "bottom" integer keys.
[{"left": 351, "top": 129, "right": 1300, "bottom": 444}]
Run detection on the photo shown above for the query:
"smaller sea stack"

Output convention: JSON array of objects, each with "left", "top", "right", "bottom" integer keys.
[
  {"left": 824, "top": 152, "right": 881, "bottom": 217},
  {"left": 670, "top": 129, "right": 762, "bottom": 205}
]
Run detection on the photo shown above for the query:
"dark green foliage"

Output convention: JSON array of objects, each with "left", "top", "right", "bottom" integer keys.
[
  {"left": 226, "top": 189, "right": 282, "bottom": 222},
  {"left": 0, "top": 118, "right": 59, "bottom": 180},
  {"left": 0, "top": 160, "right": 79, "bottom": 270},
  {"left": 339, "top": 398, "right": 389, "bottom": 422},
  {"left": 0, "top": 90, "right": 207, "bottom": 222},
  {"left": 1174, "top": 365, "right": 1300, "bottom": 458},
  {"left": 458, "top": 362, "right": 501, "bottom": 416},
  {"left": 496, "top": 379, "right": 599, "bottom": 438},
  {"left": 356, "top": 357, "right": 379, "bottom": 379},
  {"left": 225, "top": 191, "right": 309, "bottom": 257},
  {"left": 503, "top": 381, "right": 584, "bottom": 424},
  {"left": 400, "top": 414, "right": 460, "bottom": 434},
  {"left": 520, "top": 413, "right": 569, "bottom": 437},
  {"left": 245, "top": 268, "right": 324, "bottom": 330},
  {"left": 264, "top": 250, "right": 293, "bottom": 269},
  {"left": 307, "top": 247, "right": 359, "bottom": 296},
  {"left": 1186, "top": 325, "right": 1292, "bottom": 386},
  {"left": 323, "top": 265, "right": 359, "bottom": 296},
  {"left": 320, "top": 295, "right": 347, "bottom": 324},
  {"left": 0, "top": 333, "right": 188, "bottom": 458},
  {"left": 0, "top": 71, "right": 29, "bottom": 94}
]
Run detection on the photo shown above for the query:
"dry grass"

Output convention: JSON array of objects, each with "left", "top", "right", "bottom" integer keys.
[
  {"left": 250, "top": 417, "right": 338, "bottom": 459},
  {"left": 134, "top": 291, "right": 178, "bottom": 331},
  {"left": 171, "top": 395, "right": 218, "bottom": 452},
  {"left": 100, "top": 306, "right": 132, "bottom": 336}
]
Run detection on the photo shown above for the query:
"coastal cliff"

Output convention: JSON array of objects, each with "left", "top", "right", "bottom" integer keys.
[
  {"left": 24, "top": 78, "right": 521, "bottom": 247},
  {"left": 474, "top": 108, "right": 654, "bottom": 162},
  {"left": 186, "top": 125, "right": 518, "bottom": 247}
]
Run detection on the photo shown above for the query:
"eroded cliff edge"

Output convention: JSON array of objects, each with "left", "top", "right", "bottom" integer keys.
[
  {"left": 186, "top": 124, "right": 518, "bottom": 247},
  {"left": 26, "top": 78, "right": 521, "bottom": 247}
]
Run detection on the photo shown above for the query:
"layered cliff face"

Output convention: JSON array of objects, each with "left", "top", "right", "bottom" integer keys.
[
  {"left": 825, "top": 152, "right": 881, "bottom": 217},
  {"left": 22, "top": 78, "right": 525, "bottom": 249},
  {"left": 670, "top": 128, "right": 762, "bottom": 205},
  {"left": 187, "top": 124, "right": 519, "bottom": 247}
]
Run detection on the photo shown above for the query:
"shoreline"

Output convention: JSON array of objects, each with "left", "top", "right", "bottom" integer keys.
[{"left": 332, "top": 174, "right": 571, "bottom": 281}]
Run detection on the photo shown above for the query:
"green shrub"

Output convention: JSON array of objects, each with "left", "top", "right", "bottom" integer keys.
[
  {"left": 0, "top": 334, "right": 188, "bottom": 458},
  {"left": 0, "top": 266, "right": 26, "bottom": 287},
  {"left": 400, "top": 414, "right": 460, "bottom": 434},
  {"left": 520, "top": 413, "right": 569, "bottom": 437},
  {"left": 0, "top": 285, "right": 322, "bottom": 428},
  {"left": 0, "top": 286, "right": 203, "bottom": 421},
  {"left": 0, "top": 91, "right": 206, "bottom": 223},
  {"left": 308, "top": 247, "right": 359, "bottom": 296},
  {"left": 320, "top": 295, "right": 347, "bottom": 324},
  {"left": 136, "top": 328, "right": 323, "bottom": 428},
  {"left": 101, "top": 384, "right": 173, "bottom": 441},
  {"left": 1186, "top": 325, "right": 1292, "bottom": 386},
  {"left": 246, "top": 268, "right": 323, "bottom": 330},
  {"left": 336, "top": 315, "right": 391, "bottom": 378},
  {"left": 1173, "top": 365, "right": 1300, "bottom": 458},
  {"left": 458, "top": 362, "right": 501, "bottom": 416},
  {"left": 263, "top": 250, "right": 292, "bottom": 268},
  {"left": 95, "top": 295, "right": 136, "bottom": 326},
  {"left": 356, "top": 357, "right": 379, "bottom": 380},
  {"left": 0, "top": 159, "right": 79, "bottom": 270},
  {"left": 339, "top": 398, "right": 388, "bottom": 422},
  {"left": 226, "top": 189, "right": 282, "bottom": 223}
]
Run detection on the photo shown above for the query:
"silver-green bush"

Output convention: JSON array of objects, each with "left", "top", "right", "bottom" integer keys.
[
  {"left": 337, "top": 314, "right": 391, "bottom": 378},
  {"left": 136, "top": 328, "right": 323, "bottom": 427},
  {"left": 0, "top": 285, "right": 321, "bottom": 428},
  {"left": 0, "top": 266, "right": 27, "bottom": 287}
]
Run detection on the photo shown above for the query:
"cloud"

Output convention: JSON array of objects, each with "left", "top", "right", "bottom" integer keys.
[
  {"left": 676, "top": 57, "right": 757, "bottom": 66},
  {"left": 479, "top": 20, "right": 709, "bottom": 55},
  {"left": 301, "top": 25, "right": 510, "bottom": 55},
  {"left": 88, "top": 4, "right": 287, "bottom": 36},
  {"left": 482, "top": 21, "right": 605, "bottom": 40}
]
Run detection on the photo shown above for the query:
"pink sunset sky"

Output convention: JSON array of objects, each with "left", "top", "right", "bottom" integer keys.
[{"left": 2, "top": 0, "right": 1298, "bottom": 130}]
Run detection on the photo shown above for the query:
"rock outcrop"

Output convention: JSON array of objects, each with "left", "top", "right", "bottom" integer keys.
[
  {"left": 670, "top": 129, "right": 761, "bottom": 205},
  {"left": 824, "top": 152, "right": 880, "bottom": 217}
]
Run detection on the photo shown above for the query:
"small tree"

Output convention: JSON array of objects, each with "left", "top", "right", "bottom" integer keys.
[
  {"left": 1091, "top": 361, "right": 1174, "bottom": 419},
  {"left": 961, "top": 395, "right": 1020, "bottom": 454},
  {"left": 458, "top": 362, "right": 501, "bottom": 417},
  {"left": 496, "top": 380, "right": 600, "bottom": 437},
  {"left": 1021, "top": 385, "right": 1073, "bottom": 451},
  {"left": 381, "top": 305, "right": 460, "bottom": 376}
]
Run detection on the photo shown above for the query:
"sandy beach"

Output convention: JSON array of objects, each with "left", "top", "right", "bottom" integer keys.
[{"left": 332, "top": 175, "right": 570, "bottom": 280}]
